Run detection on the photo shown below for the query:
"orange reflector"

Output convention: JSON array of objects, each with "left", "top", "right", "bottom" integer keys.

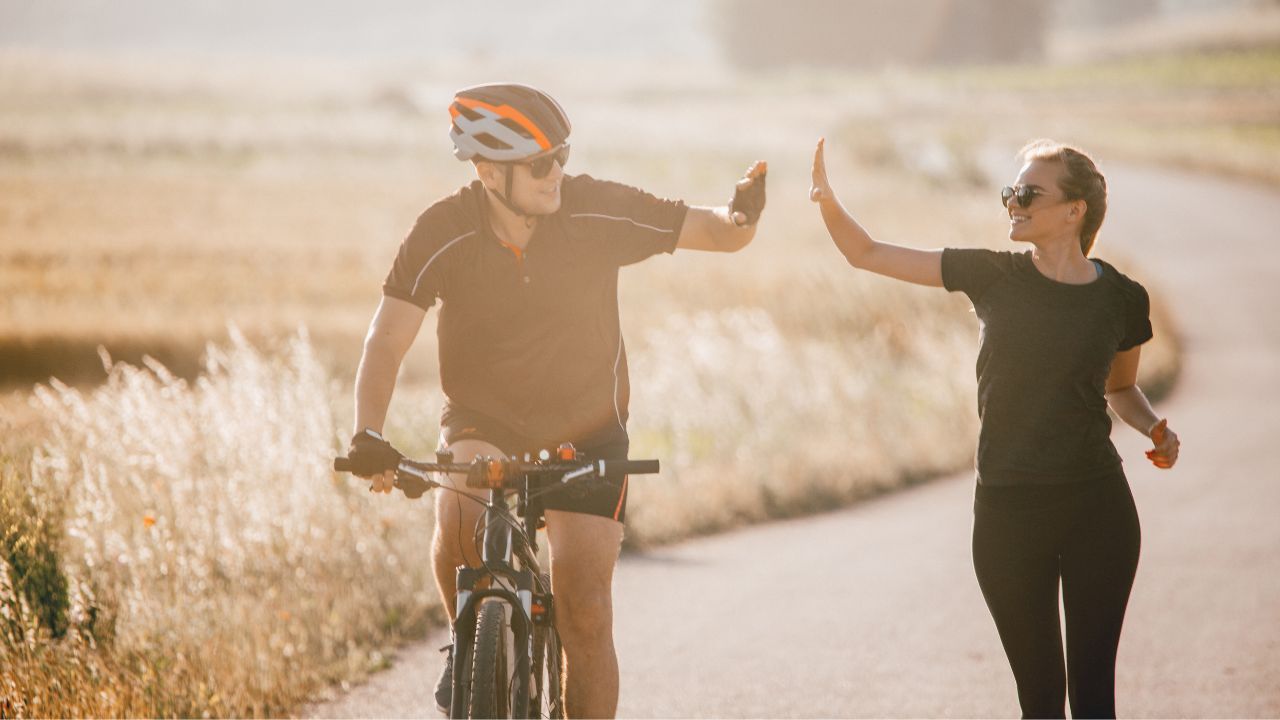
[
  {"left": 486, "top": 459, "right": 504, "bottom": 487},
  {"left": 557, "top": 442, "right": 576, "bottom": 461}
]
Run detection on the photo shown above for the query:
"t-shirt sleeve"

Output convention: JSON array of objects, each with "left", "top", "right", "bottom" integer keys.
[
  {"left": 1118, "top": 281, "right": 1154, "bottom": 351},
  {"left": 566, "top": 175, "right": 688, "bottom": 267},
  {"left": 381, "top": 212, "right": 456, "bottom": 311},
  {"left": 941, "top": 248, "right": 1009, "bottom": 303}
]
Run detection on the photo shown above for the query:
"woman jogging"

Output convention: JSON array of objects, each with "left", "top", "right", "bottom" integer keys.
[{"left": 810, "top": 137, "right": 1180, "bottom": 718}]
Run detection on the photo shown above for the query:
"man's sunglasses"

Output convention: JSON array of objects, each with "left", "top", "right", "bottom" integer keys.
[
  {"left": 1001, "top": 185, "right": 1047, "bottom": 209},
  {"left": 517, "top": 144, "right": 571, "bottom": 179}
]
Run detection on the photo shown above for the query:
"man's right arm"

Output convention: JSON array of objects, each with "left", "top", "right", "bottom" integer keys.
[
  {"left": 353, "top": 296, "right": 426, "bottom": 493},
  {"left": 354, "top": 296, "right": 427, "bottom": 439}
]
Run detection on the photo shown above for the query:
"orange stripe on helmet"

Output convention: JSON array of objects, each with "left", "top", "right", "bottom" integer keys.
[{"left": 453, "top": 97, "right": 552, "bottom": 152}]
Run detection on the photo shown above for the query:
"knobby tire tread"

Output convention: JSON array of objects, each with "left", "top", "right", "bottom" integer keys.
[{"left": 469, "top": 599, "right": 509, "bottom": 718}]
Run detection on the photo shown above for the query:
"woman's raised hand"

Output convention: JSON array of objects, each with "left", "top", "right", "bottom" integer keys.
[{"left": 810, "top": 138, "right": 835, "bottom": 203}]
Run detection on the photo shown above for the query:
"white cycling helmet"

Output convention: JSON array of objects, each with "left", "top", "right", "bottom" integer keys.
[{"left": 449, "top": 83, "right": 571, "bottom": 162}]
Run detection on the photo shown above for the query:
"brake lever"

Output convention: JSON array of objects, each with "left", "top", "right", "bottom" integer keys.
[
  {"left": 560, "top": 465, "right": 597, "bottom": 484},
  {"left": 394, "top": 464, "right": 439, "bottom": 499},
  {"left": 549, "top": 464, "right": 599, "bottom": 500}
]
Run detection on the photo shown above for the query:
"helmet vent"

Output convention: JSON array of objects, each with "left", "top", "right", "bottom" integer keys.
[
  {"left": 454, "top": 103, "right": 484, "bottom": 122},
  {"left": 474, "top": 133, "right": 513, "bottom": 151},
  {"left": 497, "top": 117, "right": 535, "bottom": 140}
]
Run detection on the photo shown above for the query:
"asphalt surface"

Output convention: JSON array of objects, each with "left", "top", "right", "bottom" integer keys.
[{"left": 305, "top": 164, "right": 1280, "bottom": 718}]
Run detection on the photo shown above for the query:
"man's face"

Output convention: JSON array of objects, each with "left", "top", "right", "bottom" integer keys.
[
  {"left": 509, "top": 149, "right": 566, "bottom": 215},
  {"left": 478, "top": 146, "right": 567, "bottom": 216}
]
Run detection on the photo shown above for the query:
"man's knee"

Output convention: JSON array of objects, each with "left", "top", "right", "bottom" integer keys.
[
  {"left": 555, "top": 587, "right": 613, "bottom": 642},
  {"left": 544, "top": 511, "right": 623, "bottom": 646},
  {"left": 433, "top": 490, "right": 485, "bottom": 567},
  {"left": 433, "top": 526, "right": 474, "bottom": 568},
  {"left": 432, "top": 439, "right": 501, "bottom": 565}
]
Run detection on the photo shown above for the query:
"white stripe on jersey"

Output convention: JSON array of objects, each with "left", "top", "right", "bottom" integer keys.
[
  {"left": 410, "top": 231, "right": 477, "bottom": 298},
  {"left": 570, "top": 213, "right": 675, "bottom": 234}
]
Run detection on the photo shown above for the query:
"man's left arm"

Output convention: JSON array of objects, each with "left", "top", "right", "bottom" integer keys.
[{"left": 676, "top": 161, "right": 767, "bottom": 253}]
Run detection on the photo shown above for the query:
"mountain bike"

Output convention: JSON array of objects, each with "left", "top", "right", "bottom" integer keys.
[{"left": 335, "top": 440, "right": 659, "bottom": 719}]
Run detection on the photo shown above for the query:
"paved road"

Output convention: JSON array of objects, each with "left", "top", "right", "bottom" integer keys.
[{"left": 307, "top": 164, "right": 1280, "bottom": 718}]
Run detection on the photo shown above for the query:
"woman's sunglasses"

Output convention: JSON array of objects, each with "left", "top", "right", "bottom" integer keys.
[
  {"left": 518, "top": 144, "right": 571, "bottom": 179},
  {"left": 1001, "top": 185, "right": 1046, "bottom": 209}
]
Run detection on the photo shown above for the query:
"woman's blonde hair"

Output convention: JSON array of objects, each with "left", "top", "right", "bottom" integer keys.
[{"left": 1019, "top": 140, "right": 1108, "bottom": 256}]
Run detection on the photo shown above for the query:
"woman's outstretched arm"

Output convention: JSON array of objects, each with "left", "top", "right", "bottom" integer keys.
[
  {"left": 1105, "top": 345, "right": 1181, "bottom": 469},
  {"left": 810, "top": 138, "right": 944, "bottom": 287}
]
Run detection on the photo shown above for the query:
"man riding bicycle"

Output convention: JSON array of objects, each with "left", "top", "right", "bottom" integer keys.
[{"left": 344, "top": 83, "right": 766, "bottom": 718}]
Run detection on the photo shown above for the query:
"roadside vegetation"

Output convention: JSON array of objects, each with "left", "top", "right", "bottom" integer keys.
[
  {"left": 0, "top": 37, "right": 1237, "bottom": 715},
  {"left": 2, "top": 333, "right": 441, "bottom": 716},
  {"left": 933, "top": 47, "right": 1280, "bottom": 186}
]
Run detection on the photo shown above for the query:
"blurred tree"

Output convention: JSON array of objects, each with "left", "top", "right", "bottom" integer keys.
[{"left": 713, "top": 0, "right": 1050, "bottom": 69}]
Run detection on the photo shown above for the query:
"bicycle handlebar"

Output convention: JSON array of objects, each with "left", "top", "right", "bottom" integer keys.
[
  {"left": 334, "top": 457, "right": 657, "bottom": 478},
  {"left": 333, "top": 454, "right": 659, "bottom": 497}
]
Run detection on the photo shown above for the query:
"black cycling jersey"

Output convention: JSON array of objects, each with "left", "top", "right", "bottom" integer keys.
[
  {"left": 941, "top": 249, "right": 1153, "bottom": 486},
  {"left": 383, "top": 174, "right": 689, "bottom": 449}
]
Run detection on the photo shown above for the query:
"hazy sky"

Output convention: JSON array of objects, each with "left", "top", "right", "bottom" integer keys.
[
  {"left": 0, "top": 0, "right": 716, "bottom": 61},
  {"left": 0, "top": 0, "right": 1252, "bottom": 69}
]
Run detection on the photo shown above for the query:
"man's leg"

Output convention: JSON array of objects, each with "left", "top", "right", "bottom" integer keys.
[
  {"left": 432, "top": 439, "right": 503, "bottom": 621},
  {"left": 545, "top": 509, "right": 625, "bottom": 720}
]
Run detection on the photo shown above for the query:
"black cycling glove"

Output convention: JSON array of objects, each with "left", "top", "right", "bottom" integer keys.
[
  {"left": 728, "top": 168, "right": 766, "bottom": 226},
  {"left": 346, "top": 428, "right": 403, "bottom": 478}
]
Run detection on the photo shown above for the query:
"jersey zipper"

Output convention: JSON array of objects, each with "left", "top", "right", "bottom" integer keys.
[{"left": 499, "top": 239, "right": 532, "bottom": 285}]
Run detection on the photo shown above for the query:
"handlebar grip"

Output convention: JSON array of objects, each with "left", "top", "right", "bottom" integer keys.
[
  {"left": 334, "top": 457, "right": 353, "bottom": 472},
  {"left": 610, "top": 459, "right": 660, "bottom": 476}
]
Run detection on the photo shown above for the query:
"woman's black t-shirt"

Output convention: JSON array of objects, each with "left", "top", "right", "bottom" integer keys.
[{"left": 941, "top": 249, "right": 1153, "bottom": 486}]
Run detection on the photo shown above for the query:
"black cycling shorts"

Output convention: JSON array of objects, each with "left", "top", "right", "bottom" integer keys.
[{"left": 440, "top": 404, "right": 631, "bottom": 524}]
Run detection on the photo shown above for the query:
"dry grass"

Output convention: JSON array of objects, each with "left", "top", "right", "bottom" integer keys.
[
  {"left": 0, "top": 46, "right": 1197, "bottom": 717},
  {"left": 3, "top": 331, "right": 444, "bottom": 716}
]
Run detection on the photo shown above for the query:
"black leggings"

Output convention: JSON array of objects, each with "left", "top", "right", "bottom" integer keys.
[{"left": 972, "top": 476, "right": 1141, "bottom": 719}]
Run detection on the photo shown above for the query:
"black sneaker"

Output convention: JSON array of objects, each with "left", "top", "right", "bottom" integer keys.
[{"left": 435, "top": 644, "right": 453, "bottom": 714}]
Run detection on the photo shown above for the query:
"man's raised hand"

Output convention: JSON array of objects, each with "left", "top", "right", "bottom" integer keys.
[{"left": 729, "top": 160, "right": 768, "bottom": 226}]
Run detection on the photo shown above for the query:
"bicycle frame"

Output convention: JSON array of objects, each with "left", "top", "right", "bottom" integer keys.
[
  {"left": 334, "top": 440, "right": 657, "bottom": 718},
  {"left": 450, "top": 479, "right": 555, "bottom": 719}
]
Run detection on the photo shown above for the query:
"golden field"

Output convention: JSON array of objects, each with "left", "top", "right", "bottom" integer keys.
[{"left": 3, "top": 39, "right": 1273, "bottom": 714}]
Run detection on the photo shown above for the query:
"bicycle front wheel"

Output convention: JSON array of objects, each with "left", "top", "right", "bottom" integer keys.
[
  {"left": 531, "top": 624, "right": 564, "bottom": 718},
  {"left": 468, "top": 599, "right": 510, "bottom": 719},
  {"left": 530, "top": 572, "right": 563, "bottom": 719}
]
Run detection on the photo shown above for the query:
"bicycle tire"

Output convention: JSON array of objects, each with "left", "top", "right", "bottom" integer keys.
[
  {"left": 532, "top": 624, "right": 564, "bottom": 718},
  {"left": 469, "top": 599, "right": 510, "bottom": 719},
  {"left": 530, "top": 573, "right": 564, "bottom": 719}
]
